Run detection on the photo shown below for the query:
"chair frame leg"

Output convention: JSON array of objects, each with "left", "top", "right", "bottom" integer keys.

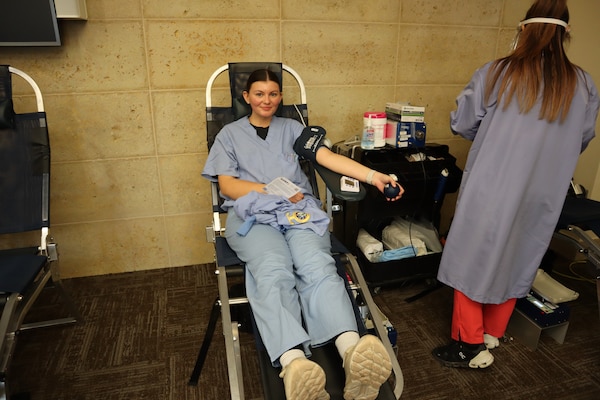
[
  {"left": 343, "top": 253, "right": 404, "bottom": 399},
  {"left": 194, "top": 245, "right": 403, "bottom": 398},
  {"left": 565, "top": 225, "right": 600, "bottom": 319},
  {"left": 19, "top": 277, "right": 80, "bottom": 331},
  {"left": 188, "top": 297, "right": 221, "bottom": 386},
  {"left": 1, "top": 294, "right": 20, "bottom": 381},
  {"left": 1, "top": 262, "right": 80, "bottom": 384},
  {"left": 217, "top": 266, "right": 245, "bottom": 400},
  {"left": 1, "top": 280, "right": 78, "bottom": 400},
  {"left": 189, "top": 266, "right": 247, "bottom": 400}
]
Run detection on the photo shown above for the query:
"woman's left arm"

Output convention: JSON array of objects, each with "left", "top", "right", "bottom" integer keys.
[{"left": 315, "top": 147, "right": 404, "bottom": 201}]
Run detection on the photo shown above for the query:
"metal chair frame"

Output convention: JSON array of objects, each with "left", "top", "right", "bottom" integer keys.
[{"left": 0, "top": 66, "right": 81, "bottom": 400}]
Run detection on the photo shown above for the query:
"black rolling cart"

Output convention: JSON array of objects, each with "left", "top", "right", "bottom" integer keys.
[{"left": 331, "top": 143, "right": 462, "bottom": 287}]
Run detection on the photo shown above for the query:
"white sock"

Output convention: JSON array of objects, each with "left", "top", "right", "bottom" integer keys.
[
  {"left": 335, "top": 331, "right": 360, "bottom": 359},
  {"left": 279, "top": 348, "right": 306, "bottom": 369}
]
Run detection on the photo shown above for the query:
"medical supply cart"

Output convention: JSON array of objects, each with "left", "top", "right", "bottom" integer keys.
[{"left": 331, "top": 143, "right": 462, "bottom": 287}]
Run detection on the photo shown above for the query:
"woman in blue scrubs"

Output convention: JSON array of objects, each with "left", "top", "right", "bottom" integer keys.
[{"left": 203, "top": 68, "right": 402, "bottom": 400}]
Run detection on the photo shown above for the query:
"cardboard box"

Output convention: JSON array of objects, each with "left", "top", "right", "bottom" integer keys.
[
  {"left": 385, "top": 119, "right": 426, "bottom": 148},
  {"left": 385, "top": 102, "right": 425, "bottom": 123}
]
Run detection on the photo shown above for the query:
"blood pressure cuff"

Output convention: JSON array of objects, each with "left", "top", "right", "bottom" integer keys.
[{"left": 293, "top": 126, "right": 327, "bottom": 163}]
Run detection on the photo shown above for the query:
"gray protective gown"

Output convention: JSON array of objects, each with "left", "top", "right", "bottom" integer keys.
[{"left": 437, "top": 61, "right": 599, "bottom": 304}]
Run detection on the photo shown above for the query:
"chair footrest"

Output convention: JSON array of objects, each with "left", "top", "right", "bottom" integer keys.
[
  {"left": 256, "top": 341, "right": 397, "bottom": 400},
  {"left": 20, "top": 317, "right": 78, "bottom": 331}
]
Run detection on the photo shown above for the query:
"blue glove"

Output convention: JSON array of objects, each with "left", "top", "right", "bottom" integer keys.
[{"left": 377, "top": 246, "right": 418, "bottom": 262}]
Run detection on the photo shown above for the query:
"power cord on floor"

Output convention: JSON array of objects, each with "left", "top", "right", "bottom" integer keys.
[{"left": 552, "top": 260, "right": 596, "bottom": 284}]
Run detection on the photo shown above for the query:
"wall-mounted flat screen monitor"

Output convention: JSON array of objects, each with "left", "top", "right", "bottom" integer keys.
[{"left": 0, "top": 0, "right": 61, "bottom": 46}]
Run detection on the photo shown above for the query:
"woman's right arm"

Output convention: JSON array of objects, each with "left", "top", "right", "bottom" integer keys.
[
  {"left": 219, "top": 175, "right": 305, "bottom": 203},
  {"left": 218, "top": 175, "right": 267, "bottom": 201}
]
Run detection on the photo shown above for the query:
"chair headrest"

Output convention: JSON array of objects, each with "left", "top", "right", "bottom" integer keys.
[
  {"left": 232, "top": 97, "right": 251, "bottom": 120},
  {"left": 0, "top": 98, "right": 15, "bottom": 129},
  {"left": 0, "top": 65, "right": 15, "bottom": 129}
]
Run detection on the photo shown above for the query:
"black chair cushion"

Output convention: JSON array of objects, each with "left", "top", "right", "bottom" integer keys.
[
  {"left": 558, "top": 197, "right": 600, "bottom": 234},
  {"left": 0, "top": 248, "right": 47, "bottom": 293},
  {"left": 0, "top": 98, "right": 15, "bottom": 129},
  {"left": 215, "top": 236, "right": 243, "bottom": 268}
]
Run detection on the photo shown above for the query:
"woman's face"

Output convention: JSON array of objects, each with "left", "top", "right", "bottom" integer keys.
[{"left": 243, "top": 80, "right": 282, "bottom": 121}]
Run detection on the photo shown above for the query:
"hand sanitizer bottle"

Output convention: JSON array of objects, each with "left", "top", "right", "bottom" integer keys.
[{"left": 361, "top": 114, "right": 375, "bottom": 150}]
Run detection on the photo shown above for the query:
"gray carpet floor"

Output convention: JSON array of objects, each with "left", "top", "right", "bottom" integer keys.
[{"left": 6, "top": 256, "right": 600, "bottom": 400}]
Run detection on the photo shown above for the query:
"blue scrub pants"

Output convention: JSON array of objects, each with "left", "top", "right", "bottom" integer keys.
[{"left": 225, "top": 209, "right": 358, "bottom": 365}]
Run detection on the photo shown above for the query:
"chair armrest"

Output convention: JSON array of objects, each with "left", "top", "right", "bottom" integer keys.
[{"left": 313, "top": 163, "right": 366, "bottom": 202}]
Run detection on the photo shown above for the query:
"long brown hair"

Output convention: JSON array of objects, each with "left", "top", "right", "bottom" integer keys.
[{"left": 485, "top": 0, "right": 578, "bottom": 123}]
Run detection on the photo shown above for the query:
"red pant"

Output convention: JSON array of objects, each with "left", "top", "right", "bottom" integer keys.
[{"left": 451, "top": 289, "right": 517, "bottom": 344}]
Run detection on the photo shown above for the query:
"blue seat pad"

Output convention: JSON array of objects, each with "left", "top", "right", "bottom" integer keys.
[{"left": 0, "top": 248, "right": 47, "bottom": 293}]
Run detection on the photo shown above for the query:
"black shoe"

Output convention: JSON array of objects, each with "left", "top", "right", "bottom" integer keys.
[{"left": 432, "top": 340, "right": 494, "bottom": 368}]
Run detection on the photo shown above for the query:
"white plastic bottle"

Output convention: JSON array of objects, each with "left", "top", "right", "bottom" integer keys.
[
  {"left": 362, "top": 112, "right": 386, "bottom": 149},
  {"left": 361, "top": 123, "right": 375, "bottom": 149}
]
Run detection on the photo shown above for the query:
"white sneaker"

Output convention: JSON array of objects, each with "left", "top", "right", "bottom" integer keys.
[
  {"left": 484, "top": 333, "right": 500, "bottom": 349},
  {"left": 343, "top": 335, "right": 392, "bottom": 400},
  {"left": 279, "top": 358, "right": 329, "bottom": 400}
]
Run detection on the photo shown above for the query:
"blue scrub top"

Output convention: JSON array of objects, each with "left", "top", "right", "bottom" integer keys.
[{"left": 202, "top": 115, "right": 310, "bottom": 210}]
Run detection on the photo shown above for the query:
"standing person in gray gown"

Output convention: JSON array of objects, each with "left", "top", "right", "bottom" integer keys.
[{"left": 433, "top": 0, "right": 599, "bottom": 368}]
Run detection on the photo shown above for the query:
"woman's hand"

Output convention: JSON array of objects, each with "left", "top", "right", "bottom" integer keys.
[
  {"left": 371, "top": 171, "right": 404, "bottom": 201},
  {"left": 218, "top": 175, "right": 267, "bottom": 200},
  {"left": 288, "top": 191, "right": 304, "bottom": 203}
]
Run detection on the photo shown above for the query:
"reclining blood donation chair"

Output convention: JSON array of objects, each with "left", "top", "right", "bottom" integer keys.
[
  {"left": 546, "top": 192, "right": 600, "bottom": 317},
  {"left": 507, "top": 187, "right": 600, "bottom": 350},
  {"left": 0, "top": 66, "right": 80, "bottom": 400},
  {"left": 188, "top": 63, "right": 403, "bottom": 399}
]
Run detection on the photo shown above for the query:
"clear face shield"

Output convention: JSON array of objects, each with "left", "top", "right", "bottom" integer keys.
[{"left": 510, "top": 17, "right": 570, "bottom": 51}]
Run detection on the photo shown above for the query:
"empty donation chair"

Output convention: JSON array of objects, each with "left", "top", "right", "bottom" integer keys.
[
  {"left": 547, "top": 188, "right": 600, "bottom": 318},
  {"left": 0, "top": 65, "right": 80, "bottom": 399},
  {"left": 189, "top": 62, "right": 403, "bottom": 399}
]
